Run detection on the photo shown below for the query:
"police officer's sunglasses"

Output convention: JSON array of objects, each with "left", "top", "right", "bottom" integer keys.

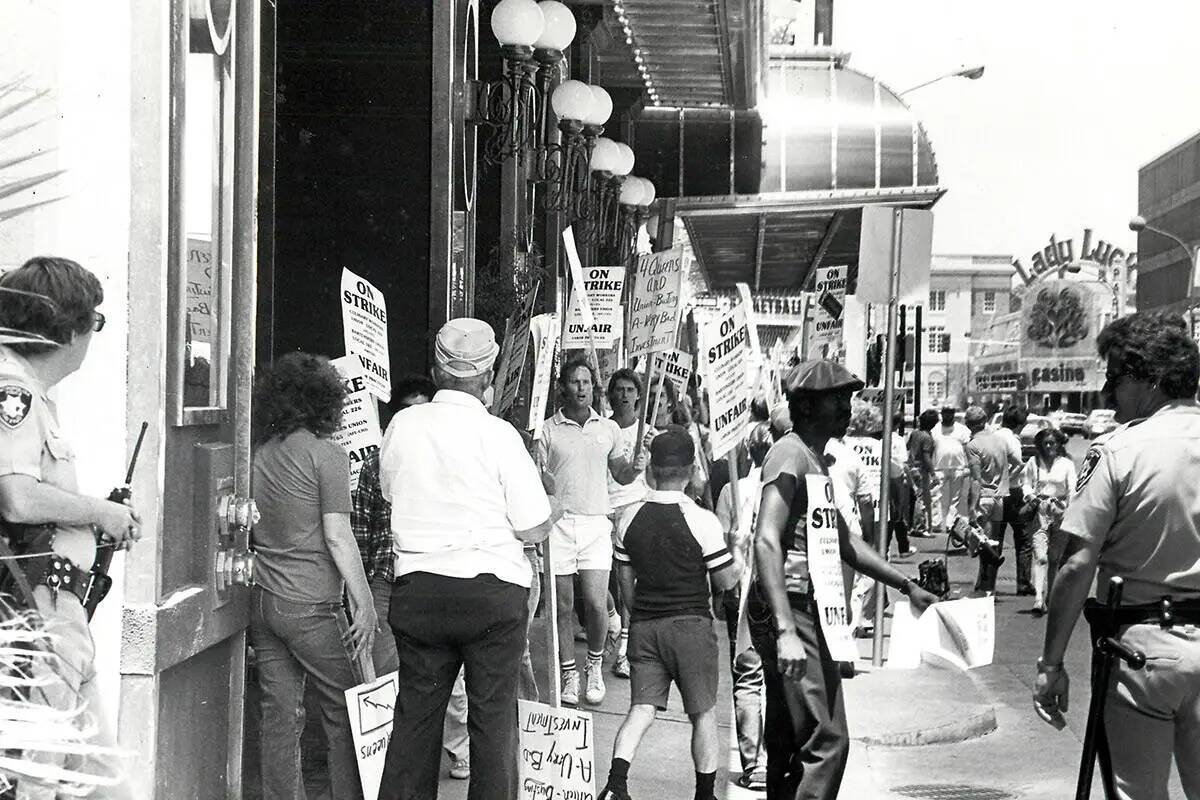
[{"left": 92, "top": 311, "right": 105, "bottom": 333}]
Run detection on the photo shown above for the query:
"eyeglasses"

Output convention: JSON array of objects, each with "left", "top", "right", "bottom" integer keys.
[{"left": 92, "top": 311, "right": 105, "bottom": 333}]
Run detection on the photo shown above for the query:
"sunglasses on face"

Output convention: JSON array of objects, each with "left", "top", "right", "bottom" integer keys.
[{"left": 92, "top": 311, "right": 106, "bottom": 333}]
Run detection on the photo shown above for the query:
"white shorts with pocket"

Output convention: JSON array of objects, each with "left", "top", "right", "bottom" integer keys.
[{"left": 549, "top": 513, "right": 613, "bottom": 575}]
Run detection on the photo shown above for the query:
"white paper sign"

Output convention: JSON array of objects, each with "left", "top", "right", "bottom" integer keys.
[
  {"left": 494, "top": 284, "right": 541, "bottom": 418},
  {"left": 518, "top": 700, "right": 597, "bottom": 800},
  {"left": 702, "top": 303, "right": 752, "bottom": 460},
  {"left": 186, "top": 236, "right": 214, "bottom": 349},
  {"left": 627, "top": 248, "right": 685, "bottom": 359},
  {"left": 651, "top": 348, "right": 693, "bottom": 398},
  {"left": 805, "top": 474, "right": 859, "bottom": 662},
  {"left": 344, "top": 670, "right": 400, "bottom": 800},
  {"left": 564, "top": 266, "right": 625, "bottom": 348},
  {"left": 845, "top": 435, "right": 883, "bottom": 522},
  {"left": 340, "top": 267, "right": 391, "bottom": 401},
  {"left": 529, "top": 313, "right": 559, "bottom": 439},
  {"left": 811, "top": 266, "right": 846, "bottom": 354},
  {"left": 886, "top": 596, "right": 995, "bottom": 670},
  {"left": 330, "top": 356, "right": 382, "bottom": 492}
]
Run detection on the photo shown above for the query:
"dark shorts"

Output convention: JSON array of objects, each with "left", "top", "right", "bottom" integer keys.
[{"left": 628, "top": 614, "right": 719, "bottom": 715}]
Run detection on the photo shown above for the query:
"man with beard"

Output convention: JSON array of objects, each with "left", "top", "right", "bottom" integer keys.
[
  {"left": 749, "top": 360, "right": 938, "bottom": 798},
  {"left": 537, "top": 358, "right": 648, "bottom": 706}
]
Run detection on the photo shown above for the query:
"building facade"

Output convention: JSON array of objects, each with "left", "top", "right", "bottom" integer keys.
[{"left": 1135, "top": 131, "right": 1200, "bottom": 313}]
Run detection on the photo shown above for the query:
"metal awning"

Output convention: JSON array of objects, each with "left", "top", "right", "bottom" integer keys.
[
  {"left": 589, "top": 0, "right": 762, "bottom": 110},
  {"left": 679, "top": 186, "right": 944, "bottom": 290}
]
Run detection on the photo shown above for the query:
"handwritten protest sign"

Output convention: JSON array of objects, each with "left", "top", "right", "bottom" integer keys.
[
  {"left": 702, "top": 302, "right": 752, "bottom": 460},
  {"left": 518, "top": 700, "right": 596, "bottom": 800},
  {"left": 564, "top": 266, "right": 625, "bottom": 348},
  {"left": 186, "top": 237, "right": 214, "bottom": 349},
  {"left": 344, "top": 670, "right": 399, "bottom": 800},
  {"left": 804, "top": 474, "right": 859, "bottom": 662},
  {"left": 340, "top": 267, "right": 391, "bottom": 401},
  {"left": 811, "top": 265, "right": 846, "bottom": 355},
  {"left": 330, "top": 356, "right": 382, "bottom": 492},
  {"left": 529, "top": 313, "right": 559, "bottom": 439},
  {"left": 493, "top": 283, "right": 540, "bottom": 418},
  {"left": 627, "top": 248, "right": 685, "bottom": 359}
]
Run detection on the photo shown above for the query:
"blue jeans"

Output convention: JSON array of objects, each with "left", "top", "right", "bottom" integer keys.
[{"left": 250, "top": 588, "right": 364, "bottom": 800}]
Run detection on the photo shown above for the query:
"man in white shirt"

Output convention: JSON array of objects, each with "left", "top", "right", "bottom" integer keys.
[
  {"left": 377, "top": 318, "right": 558, "bottom": 800},
  {"left": 994, "top": 405, "right": 1034, "bottom": 595},
  {"left": 537, "top": 357, "right": 647, "bottom": 707},
  {"left": 933, "top": 405, "right": 971, "bottom": 532}
]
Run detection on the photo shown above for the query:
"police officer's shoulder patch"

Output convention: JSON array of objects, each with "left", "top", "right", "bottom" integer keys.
[
  {"left": 1076, "top": 446, "right": 1103, "bottom": 492},
  {"left": 0, "top": 385, "right": 32, "bottom": 429}
]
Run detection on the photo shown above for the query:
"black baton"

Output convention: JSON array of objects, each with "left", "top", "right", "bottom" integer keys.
[{"left": 1076, "top": 576, "right": 1146, "bottom": 800}]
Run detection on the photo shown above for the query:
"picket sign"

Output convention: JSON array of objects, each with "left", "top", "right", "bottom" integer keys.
[
  {"left": 528, "top": 313, "right": 559, "bottom": 440},
  {"left": 493, "top": 282, "right": 540, "bottom": 418},
  {"left": 563, "top": 267, "right": 625, "bottom": 348},
  {"left": 886, "top": 596, "right": 995, "bottom": 670},
  {"left": 627, "top": 248, "right": 685, "bottom": 360},
  {"left": 702, "top": 302, "right": 752, "bottom": 460},
  {"left": 344, "top": 669, "right": 398, "bottom": 800},
  {"left": 340, "top": 267, "right": 391, "bottom": 401},
  {"left": 518, "top": 700, "right": 597, "bottom": 799},
  {"left": 329, "top": 356, "right": 382, "bottom": 492},
  {"left": 804, "top": 475, "right": 859, "bottom": 662}
]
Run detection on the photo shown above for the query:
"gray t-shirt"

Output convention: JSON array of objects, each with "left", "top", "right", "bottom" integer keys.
[{"left": 252, "top": 428, "right": 352, "bottom": 603}]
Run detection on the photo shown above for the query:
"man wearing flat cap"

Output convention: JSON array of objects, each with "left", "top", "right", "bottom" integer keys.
[
  {"left": 377, "top": 318, "right": 560, "bottom": 800},
  {"left": 749, "top": 359, "right": 938, "bottom": 799}
]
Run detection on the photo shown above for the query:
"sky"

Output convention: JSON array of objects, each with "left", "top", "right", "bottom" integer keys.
[{"left": 816, "top": 0, "right": 1200, "bottom": 259}]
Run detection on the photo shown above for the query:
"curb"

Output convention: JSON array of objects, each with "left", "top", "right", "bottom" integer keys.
[{"left": 853, "top": 704, "right": 998, "bottom": 747}]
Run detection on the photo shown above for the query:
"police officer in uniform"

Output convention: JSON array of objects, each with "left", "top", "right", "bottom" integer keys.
[
  {"left": 1034, "top": 312, "right": 1200, "bottom": 799},
  {"left": 749, "top": 360, "right": 938, "bottom": 799},
  {"left": 0, "top": 257, "right": 140, "bottom": 800}
]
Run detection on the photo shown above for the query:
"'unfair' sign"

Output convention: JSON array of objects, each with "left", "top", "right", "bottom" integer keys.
[
  {"left": 330, "top": 356, "right": 382, "bottom": 492},
  {"left": 703, "top": 302, "right": 752, "bottom": 460},
  {"left": 627, "top": 248, "right": 685, "bottom": 359},
  {"left": 341, "top": 268, "right": 391, "bottom": 401},
  {"left": 564, "top": 266, "right": 625, "bottom": 348}
]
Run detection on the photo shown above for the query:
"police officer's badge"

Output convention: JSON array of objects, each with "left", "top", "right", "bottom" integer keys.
[
  {"left": 0, "top": 386, "right": 32, "bottom": 429},
  {"left": 1076, "top": 447, "right": 1102, "bottom": 492}
]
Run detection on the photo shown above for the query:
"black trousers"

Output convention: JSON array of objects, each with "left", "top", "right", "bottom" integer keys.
[
  {"left": 977, "top": 488, "right": 1033, "bottom": 593},
  {"left": 379, "top": 572, "right": 529, "bottom": 800}
]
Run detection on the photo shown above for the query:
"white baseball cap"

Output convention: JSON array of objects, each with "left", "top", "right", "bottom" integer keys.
[{"left": 434, "top": 318, "right": 499, "bottom": 378}]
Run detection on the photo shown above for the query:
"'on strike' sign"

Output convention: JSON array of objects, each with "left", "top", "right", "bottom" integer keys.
[
  {"left": 341, "top": 267, "right": 391, "bottom": 402},
  {"left": 703, "top": 302, "right": 752, "bottom": 460}
]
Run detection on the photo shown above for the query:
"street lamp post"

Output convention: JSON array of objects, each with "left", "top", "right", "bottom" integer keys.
[
  {"left": 898, "top": 65, "right": 986, "bottom": 96},
  {"left": 1129, "top": 215, "right": 1200, "bottom": 334}
]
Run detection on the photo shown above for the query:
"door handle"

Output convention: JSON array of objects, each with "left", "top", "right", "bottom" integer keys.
[{"left": 215, "top": 494, "right": 258, "bottom": 592}]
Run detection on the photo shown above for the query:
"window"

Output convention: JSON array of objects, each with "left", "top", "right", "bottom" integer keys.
[
  {"left": 928, "top": 325, "right": 950, "bottom": 353},
  {"left": 928, "top": 377, "right": 946, "bottom": 403},
  {"left": 929, "top": 290, "right": 946, "bottom": 311},
  {"left": 982, "top": 290, "right": 996, "bottom": 313}
]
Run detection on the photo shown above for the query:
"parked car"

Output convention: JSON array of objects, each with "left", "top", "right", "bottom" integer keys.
[
  {"left": 1019, "top": 415, "right": 1055, "bottom": 460},
  {"left": 1084, "top": 409, "right": 1119, "bottom": 439},
  {"left": 1049, "top": 409, "right": 1087, "bottom": 436}
]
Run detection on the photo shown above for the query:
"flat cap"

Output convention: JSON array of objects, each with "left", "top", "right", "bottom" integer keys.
[
  {"left": 784, "top": 359, "right": 865, "bottom": 394},
  {"left": 434, "top": 318, "right": 500, "bottom": 378},
  {"left": 650, "top": 425, "right": 695, "bottom": 468}
]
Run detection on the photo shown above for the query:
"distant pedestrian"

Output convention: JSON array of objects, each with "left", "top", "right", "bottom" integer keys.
[
  {"left": 536, "top": 357, "right": 646, "bottom": 706},
  {"left": 1022, "top": 427, "right": 1076, "bottom": 615},
  {"left": 1034, "top": 312, "right": 1200, "bottom": 798},
  {"left": 995, "top": 405, "right": 1034, "bottom": 595},
  {"left": 907, "top": 409, "right": 939, "bottom": 535},
  {"left": 599, "top": 428, "right": 741, "bottom": 800},
  {"left": 378, "top": 318, "right": 557, "bottom": 800},
  {"left": 250, "top": 352, "right": 376, "bottom": 800},
  {"left": 964, "top": 405, "right": 1023, "bottom": 594},
  {"left": 750, "top": 360, "right": 938, "bottom": 798},
  {"left": 933, "top": 405, "right": 971, "bottom": 531}
]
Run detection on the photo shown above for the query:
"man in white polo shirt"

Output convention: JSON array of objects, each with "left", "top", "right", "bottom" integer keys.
[
  {"left": 377, "top": 318, "right": 558, "bottom": 800},
  {"left": 538, "top": 357, "right": 648, "bottom": 706}
]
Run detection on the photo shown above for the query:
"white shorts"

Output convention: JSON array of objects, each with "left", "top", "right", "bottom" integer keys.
[{"left": 549, "top": 513, "right": 613, "bottom": 576}]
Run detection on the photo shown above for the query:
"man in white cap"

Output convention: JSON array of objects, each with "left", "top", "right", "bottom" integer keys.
[{"left": 377, "top": 318, "right": 559, "bottom": 800}]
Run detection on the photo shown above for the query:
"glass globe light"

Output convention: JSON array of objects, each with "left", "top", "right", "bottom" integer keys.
[
  {"left": 491, "top": 0, "right": 545, "bottom": 48},
  {"left": 612, "top": 142, "right": 635, "bottom": 176},
  {"left": 587, "top": 85, "right": 614, "bottom": 126},
  {"left": 638, "top": 177, "right": 657, "bottom": 206},
  {"left": 551, "top": 80, "right": 595, "bottom": 122},
  {"left": 534, "top": 1, "right": 576, "bottom": 51},
  {"left": 619, "top": 178, "right": 645, "bottom": 206},
  {"left": 590, "top": 137, "right": 619, "bottom": 172}
]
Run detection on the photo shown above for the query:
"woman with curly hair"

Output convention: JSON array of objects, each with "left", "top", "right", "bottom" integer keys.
[
  {"left": 250, "top": 352, "right": 376, "bottom": 800},
  {"left": 1022, "top": 427, "right": 1076, "bottom": 616}
]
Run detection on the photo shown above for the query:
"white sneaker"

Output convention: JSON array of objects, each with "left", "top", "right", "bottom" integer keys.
[
  {"left": 584, "top": 660, "right": 606, "bottom": 705},
  {"left": 561, "top": 668, "right": 580, "bottom": 705},
  {"left": 449, "top": 758, "right": 470, "bottom": 780}
]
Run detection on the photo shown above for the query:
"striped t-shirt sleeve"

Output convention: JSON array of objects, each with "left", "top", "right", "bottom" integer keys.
[
  {"left": 613, "top": 502, "right": 643, "bottom": 563},
  {"left": 684, "top": 505, "right": 734, "bottom": 573}
]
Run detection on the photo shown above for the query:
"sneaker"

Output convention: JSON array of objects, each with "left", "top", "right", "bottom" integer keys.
[
  {"left": 604, "top": 627, "right": 621, "bottom": 658},
  {"left": 734, "top": 769, "right": 768, "bottom": 791},
  {"left": 561, "top": 668, "right": 580, "bottom": 706},
  {"left": 449, "top": 758, "right": 470, "bottom": 780},
  {"left": 598, "top": 784, "right": 632, "bottom": 800},
  {"left": 611, "top": 654, "right": 630, "bottom": 678},
  {"left": 584, "top": 660, "right": 606, "bottom": 704},
  {"left": 898, "top": 547, "right": 917, "bottom": 558}
]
